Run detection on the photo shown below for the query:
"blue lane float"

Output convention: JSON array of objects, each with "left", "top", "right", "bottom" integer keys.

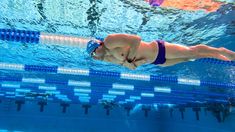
[
  {"left": 0, "top": 62, "right": 234, "bottom": 89},
  {"left": 0, "top": 29, "right": 40, "bottom": 43}
]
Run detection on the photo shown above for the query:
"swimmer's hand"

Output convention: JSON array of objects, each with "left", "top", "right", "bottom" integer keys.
[
  {"left": 122, "top": 58, "right": 147, "bottom": 70},
  {"left": 122, "top": 60, "right": 137, "bottom": 70}
]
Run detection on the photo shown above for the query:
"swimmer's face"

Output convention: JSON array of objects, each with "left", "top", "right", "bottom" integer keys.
[{"left": 91, "top": 41, "right": 105, "bottom": 60}]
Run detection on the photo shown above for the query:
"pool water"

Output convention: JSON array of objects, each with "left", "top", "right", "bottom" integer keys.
[{"left": 0, "top": 0, "right": 235, "bottom": 132}]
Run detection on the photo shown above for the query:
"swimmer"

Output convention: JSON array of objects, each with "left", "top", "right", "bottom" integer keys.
[
  {"left": 86, "top": 34, "right": 235, "bottom": 70},
  {"left": 145, "top": 0, "right": 224, "bottom": 12}
]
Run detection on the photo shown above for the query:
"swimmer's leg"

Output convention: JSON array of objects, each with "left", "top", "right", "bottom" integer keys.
[{"left": 164, "top": 42, "right": 234, "bottom": 61}]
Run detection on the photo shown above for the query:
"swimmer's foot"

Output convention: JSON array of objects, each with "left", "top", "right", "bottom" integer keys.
[
  {"left": 216, "top": 54, "right": 230, "bottom": 61},
  {"left": 191, "top": 45, "right": 232, "bottom": 61},
  {"left": 219, "top": 48, "right": 235, "bottom": 61},
  {"left": 203, "top": 53, "right": 230, "bottom": 61}
]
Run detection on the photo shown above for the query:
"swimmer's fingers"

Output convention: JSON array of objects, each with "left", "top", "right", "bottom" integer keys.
[
  {"left": 122, "top": 60, "right": 137, "bottom": 70},
  {"left": 133, "top": 58, "right": 147, "bottom": 67},
  {"left": 127, "top": 45, "right": 139, "bottom": 62},
  {"left": 127, "top": 63, "right": 137, "bottom": 70},
  {"left": 127, "top": 53, "right": 137, "bottom": 63}
]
